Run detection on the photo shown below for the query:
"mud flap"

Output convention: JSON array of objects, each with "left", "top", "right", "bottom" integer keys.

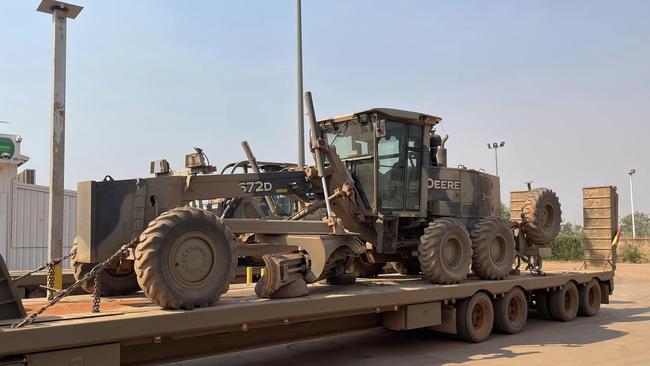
[{"left": 0, "top": 254, "right": 26, "bottom": 321}]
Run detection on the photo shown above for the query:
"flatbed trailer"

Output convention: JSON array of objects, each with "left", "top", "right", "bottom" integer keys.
[{"left": 0, "top": 266, "right": 614, "bottom": 366}]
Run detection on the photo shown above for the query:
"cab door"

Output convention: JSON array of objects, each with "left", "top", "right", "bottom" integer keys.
[{"left": 377, "top": 121, "right": 423, "bottom": 215}]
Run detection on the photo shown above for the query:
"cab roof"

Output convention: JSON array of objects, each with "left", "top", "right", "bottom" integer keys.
[{"left": 319, "top": 108, "right": 441, "bottom": 126}]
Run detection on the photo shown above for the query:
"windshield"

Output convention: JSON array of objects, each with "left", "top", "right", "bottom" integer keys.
[{"left": 324, "top": 121, "right": 374, "bottom": 160}]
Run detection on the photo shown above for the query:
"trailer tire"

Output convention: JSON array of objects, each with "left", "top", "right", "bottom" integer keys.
[
  {"left": 470, "top": 218, "right": 516, "bottom": 280},
  {"left": 549, "top": 282, "right": 579, "bottom": 321},
  {"left": 134, "top": 207, "right": 235, "bottom": 309},
  {"left": 255, "top": 276, "right": 309, "bottom": 298},
  {"left": 457, "top": 292, "right": 494, "bottom": 343},
  {"left": 578, "top": 279, "right": 601, "bottom": 317},
  {"left": 521, "top": 188, "right": 562, "bottom": 244},
  {"left": 419, "top": 218, "right": 472, "bottom": 284},
  {"left": 494, "top": 287, "right": 527, "bottom": 334},
  {"left": 534, "top": 290, "right": 552, "bottom": 320},
  {"left": 71, "top": 244, "right": 140, "bottom": 296}
]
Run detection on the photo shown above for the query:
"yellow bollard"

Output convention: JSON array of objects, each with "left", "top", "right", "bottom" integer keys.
[
  {"left": 260, "top": 267, "right": 266, "bottom": 277},
  {"left": 246, "top": 267, "right": 253, "bottom": 284}
]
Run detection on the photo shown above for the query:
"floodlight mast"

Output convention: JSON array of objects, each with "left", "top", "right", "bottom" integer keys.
[
  {"left": 37, "top": 0, "right": 83, "bottom": 299},
  {"left": 628, "top": 169, "right": 636, "bottom": 238},
  {"left": 487, "top": 141, "right": 506, "bottom": 176}
]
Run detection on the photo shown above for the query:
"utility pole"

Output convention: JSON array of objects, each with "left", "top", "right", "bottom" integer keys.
[
  {"left": 296, "top": 0, "right": 305, "bottom": 168},
  {"left": 37, "top": 0, "right": 83, "bottom": 299},
  {"left": 629, "top": 169, "right": 636, "bottom": 238},
  {"left": 487, "top": 141, "right": 505, "bottom": 176}
]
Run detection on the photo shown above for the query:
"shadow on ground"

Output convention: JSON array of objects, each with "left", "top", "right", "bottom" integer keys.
[{"left": 170, "top": 303, "right": 650, "bottom": 366}]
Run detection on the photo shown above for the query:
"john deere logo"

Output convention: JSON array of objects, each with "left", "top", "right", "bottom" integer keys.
[{"left": 0, "top": 137, "right": 15, "bottom": 159}]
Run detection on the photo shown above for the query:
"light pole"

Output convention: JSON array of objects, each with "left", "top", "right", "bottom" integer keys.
[
  {"left": 37, "top": 0, "right": 83, "bottom": 299},
  {"left": 629, "top": 169, "right": 636, "bottom": 238},
  {"left": 487, "top": 141, "right": 505, "bottom": 176},
  {"left": 296, "top": 0, "right": 305, "bottom": 168}
]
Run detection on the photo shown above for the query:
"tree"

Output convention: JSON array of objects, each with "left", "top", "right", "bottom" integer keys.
[
  {"left": 560, "top": 222, "right": 583, "bottom": 237},
  {"left": 500, "top": 203, "right": 510, "bottom": 221},
  {"left": 620, "top": 212, "right": 650, "bottom": 238}
]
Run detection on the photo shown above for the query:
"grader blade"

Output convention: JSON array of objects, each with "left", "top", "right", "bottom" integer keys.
[{"left": 255, "top": 252, "right": 308, "bottom": 298}]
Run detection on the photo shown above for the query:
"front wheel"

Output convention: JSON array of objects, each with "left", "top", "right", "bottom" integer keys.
[{"left": 134, "top": 207, "right": 235, "bottom": 309}]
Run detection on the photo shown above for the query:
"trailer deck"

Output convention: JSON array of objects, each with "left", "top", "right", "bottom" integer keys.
[{"left": 0, "top": 267, "right": 614, "bottom": 366}]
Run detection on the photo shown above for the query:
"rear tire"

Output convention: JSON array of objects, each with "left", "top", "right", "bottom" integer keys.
[
  {"left": 578, "top": 279, "right": 601, "bottom": 317},
  {"left": 549, "top": 282, "right": 579, "bottom": 321},
  {"left": 71, "top": 244, "right": 140, "bottom": 296},
  {"left": 521, "top": 188, "right": 562, "bottom": 244},
  {"left": 456, "top": 292, "right": 494, "bottom": 343},
  {"left": 470, "top": 218, "right": 516, "bottom": 280},
  {"left": 418, "top": 218, "right": 472, "bottom": 284},
  {"left": 494, "top": 287, "right": 528, "bottom": 334},
  {"left": 134, "top": 207, "right": 235, "bottom": 309}
]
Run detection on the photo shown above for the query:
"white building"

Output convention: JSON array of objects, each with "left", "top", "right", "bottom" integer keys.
[{"left": 0, "top": 134, "right": 76, "bottom": 270}]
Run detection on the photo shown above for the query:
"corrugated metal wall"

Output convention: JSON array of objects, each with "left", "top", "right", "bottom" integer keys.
[
  {"left": 8, "top": 183, "right": 76, "bottom": 270},
  {"left": 0, "top": 163, "right": 16, "bottom": 260}
]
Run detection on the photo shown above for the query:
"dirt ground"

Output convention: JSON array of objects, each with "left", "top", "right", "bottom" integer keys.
[{"left": 169, "top": 262, "right": 650, "bottom": 366}]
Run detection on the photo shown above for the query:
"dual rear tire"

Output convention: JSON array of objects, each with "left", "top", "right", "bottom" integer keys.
[
  {"left": 418, "top": 217, "right": 516, "bottom": 284},
  {"left": 535, "top": 279, "right": 602, "bottom": 321},
  {"left": 456, "top": 287, "right": 528, "bottom": 343}
]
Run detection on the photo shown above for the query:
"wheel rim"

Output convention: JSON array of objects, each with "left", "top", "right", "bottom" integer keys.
[
  {"left": 489, "top": 234, "right": 508, "bottom": 265},
  {"left": 442, "top": 236, "right": 463, "bottom": 269},
  {"left": 507, "top": 293, "right": 526, "bottom": 327},
  {"left": 168, "top": 231, "right": 216, "bottom": 289},
  {"left": 471, "top": 298, "right": 492, "bottom": 337},
  {"left": 563, "top": 287, "right": 578, "bottom": 313},
  {"left": 540, "top": 203, "right": 555, "bottom": 231}
]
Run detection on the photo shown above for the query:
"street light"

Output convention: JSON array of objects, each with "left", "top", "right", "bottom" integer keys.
[
  {"left": 629, "top": 169, "right": 636, "bottom": 239},
  {"left": 487, "top": 141, "right": 506, "bottom": 176}
]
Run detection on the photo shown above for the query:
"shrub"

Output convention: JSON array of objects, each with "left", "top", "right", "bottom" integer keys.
[
  {"left": 547, "top": 235, "right": 584, "bottom": 261},
  {"left": 619, "top": 245, "right": 648, "bottom": 264}
]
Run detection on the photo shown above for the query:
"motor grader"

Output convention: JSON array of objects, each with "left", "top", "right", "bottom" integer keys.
[{"left": 71, "top": 92, "right": 562, "bottom": 309}]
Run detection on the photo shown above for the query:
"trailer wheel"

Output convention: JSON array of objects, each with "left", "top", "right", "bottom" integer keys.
[
  {"left": 470, "top": 218, "right": 516, "bottom": 280},
  {"left": 534, "top": 290, "right": 552, "bottom": 320},
  {"left": 549, "top": 282, "right": 579, "bottom": 321},
  {"left": 521, "top": 188, "right": 562, "bottom": 244},
  {"left": 71, "top": 244, "right": 140, "bottom": 296},
  {"left": 494, "top": 287, "right": 527, "bottom": 334},
  {"left": 134, "top": 207, "right": 235, "bottom": 309},
  {"left": 419, "top": 218, "right": 472, "bottom": 284},
  {"left": 457, "top": 292, "right": 494, "bottom": 343},
  {"left": 578, "top": 279, "right": 601, "bottom": 317}
]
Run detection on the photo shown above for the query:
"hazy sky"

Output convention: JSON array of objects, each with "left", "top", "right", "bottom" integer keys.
[{"left": 1, "top": 0, "right": 648, "bottom": 224}]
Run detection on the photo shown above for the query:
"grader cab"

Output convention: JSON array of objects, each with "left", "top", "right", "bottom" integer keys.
[{"left": 70, "top": 92, "right": 563, "bottom": 309}]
